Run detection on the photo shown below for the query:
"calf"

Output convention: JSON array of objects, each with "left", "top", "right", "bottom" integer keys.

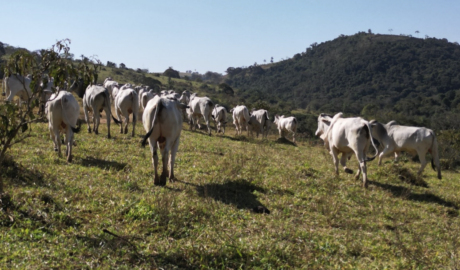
[{"left": 211, "top": 104, "right": 228, "bottom": 134}]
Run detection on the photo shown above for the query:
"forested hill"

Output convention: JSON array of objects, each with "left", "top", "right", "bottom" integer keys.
[{"left": 225, "top": 32, "right": 460, "bottom": 124}]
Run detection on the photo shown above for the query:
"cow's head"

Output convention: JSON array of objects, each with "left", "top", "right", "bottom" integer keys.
[
  {"left": 69, "top": 78, "right": 87, "bottom": 98},
  {"left": 315, "top": 113, "right": 332, "bottom": 137}
]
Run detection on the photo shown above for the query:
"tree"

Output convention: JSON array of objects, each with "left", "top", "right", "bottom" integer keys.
[
  {"left": 0, "top": 39, "right": 100, "bottom": 194},
  {"left": 218, "top": 83, "right": 234, "bottom": 96},
  {"left": 415, "top": 30, "right": 420, "bottom": 37},
  {"left": 389, "top": 29, "right": 393, "bottom": 34},
  {"left": 119, "top": 63, "right": 126, "bottom": 69},
  {"left": 270, "top": 57, "right": 273, "bottom": 63},
  {"left": 106, "top": 61, "right": 117, "bottom": 68},
  {"left": 162, "top": 67, "right": 180, "bottom": 79}
]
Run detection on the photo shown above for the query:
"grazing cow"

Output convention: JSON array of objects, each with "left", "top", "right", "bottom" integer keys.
[
  {"left": 249, "top": 109, "right": 270, "bottom": 138},
  {"left": 369, "top": 120, "right": 442, "bottom": 179},
  {"left": 315, "top": 113, "right": 379, "bottom": 188},
  {"left": 140, "top": 90, "right": 157, "bottom": 111},
  {"left": 3, "top": 74, "right": 32, "bottom": 102},
  {"left": 188, "top": 93, "right": 214, "bottom": 135},
  {"left": 45, "top": 91, "right": 81, "bottom": 162},
  {"left": 274, "top": 115, "right": 297, "bottom": 142},
  {"left": 114, "top": 88, "right": 139, "bottom": 137},
  {"left": 69, "top": 80, "right": 120, "bottom": 138},
  {"left": 230, "top": 105, "right": 250, "bottom": 136},
  {"left": 211, "top": 104, "right": 228, "bottom": 134},
  {"left": 141, "top": 95, "right": 188, "bottom": 185}
]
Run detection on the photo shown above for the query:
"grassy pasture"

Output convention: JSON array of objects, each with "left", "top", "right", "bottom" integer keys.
[{"left": 0, "top": 98, "right": 460, "bottom": 269}]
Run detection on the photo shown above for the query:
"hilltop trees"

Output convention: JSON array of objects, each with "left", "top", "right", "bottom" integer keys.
[
  {"left": 163, "top": 67, "right": 180, "bottom": 79},
  {"left": 0, "top": 39, "right": 100, "bottom": 193}
]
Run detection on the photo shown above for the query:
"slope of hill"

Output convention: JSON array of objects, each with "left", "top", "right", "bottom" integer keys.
[
  {"left": 225, "top": 32, "right": 460, "bottom": 126},
  {"left": 1, "top": 121, "right": 459, "bottom": 268}
]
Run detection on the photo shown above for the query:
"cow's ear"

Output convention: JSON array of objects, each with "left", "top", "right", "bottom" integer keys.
[{"left": 321, "top": 119, "right": 331, "bottom": 125}]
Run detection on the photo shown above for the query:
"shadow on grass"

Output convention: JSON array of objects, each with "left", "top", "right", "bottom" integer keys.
[
  {"left": 80, "top": 157, "right": 127, "bottom": 171},
  {"left": 195, "top": 179, "right": 269, "bottom": 213},
  {"left": 275, "top": 137, "right": 297, "bottom": 147},
  {"left": 1, "top": 155, "right": 52, "bottom": 188},
  {"left": 369, "top": 180, "right": 458, "bottom": 209}
]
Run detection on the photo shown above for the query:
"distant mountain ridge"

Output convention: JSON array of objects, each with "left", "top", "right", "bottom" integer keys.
[{"left": 225, "top": 32, "right": 460, "bottom": 124}]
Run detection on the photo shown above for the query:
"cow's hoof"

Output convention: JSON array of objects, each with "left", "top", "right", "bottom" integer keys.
[
  {"left": 95, "top": 130, "right": 99, "bottom": 135},
  {"left": 67, "top": 155, "right": 72, "bottom": 163},
  {"left": 54, "top": 147, "right": 58, "bottom": 152},
  {"left": 87, "top": 128, "right": 91, "bottom": 133},
  {"left": 362, "top": 181, "right": 368, "bottom": 188},
  {"left": 107, "top": 135, "right": 111, "bottom": 139},
  {"left": 344, "top": 168, "right": 354, "bottom": 174}
]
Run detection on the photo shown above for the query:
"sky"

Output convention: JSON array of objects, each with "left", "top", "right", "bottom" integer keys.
[{"left": 2, "top": 0, "right": 460, "bottom": 74}]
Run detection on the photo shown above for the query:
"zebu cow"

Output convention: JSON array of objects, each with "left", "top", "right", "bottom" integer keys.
[
  {"left": 103, "top": 77, "right": 118, "bottom": 99},
  {"left": 2, "top": 74, "right": 32, "bottom": 102},
  {"left": 69, "top": 80, "right": 119, "bottom": 138},
  {"left": 249, "top": 109, "right": 270, "bottom": 138},
  {"left": 230, "top": 105, "right": 250, "bottom": 136},
  {"left": 274, "top": 115, "right": 297, "bottom": 142},
  {"left": 141, "top": 96, "right": 188, "bottom": 185},
  {"left": 45, "top": 91, "right": 81, "bottom": 162},
  {"left": 315, "top": 113, "right": 379, "bottom": 188},
  {"left": 179, "top": 90, "right": 191, "bottom": 119},
  {"left": 369, "top": 120, "right": 442, "bottom": 179},
  {"left": 211, "top": 104, "right": 228, "bottom": 134},
  {"left": 114, "top": 88, "right": 139, "bottom": 137},
  {"left": 140, "top": 90, "right": 157, "bottom": 111},
  {"left": 188, "top": 93, "right": 214, "bottom": 135}
]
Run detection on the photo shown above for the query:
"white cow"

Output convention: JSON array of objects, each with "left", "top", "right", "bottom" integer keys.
[
  {"left": 141, "top": 95, "right": 188, "bottom": 186},
  {"left": 45, "top": 91, "right": 81, "bottom": 162},
  {"left": 188, "top": 93, "right": 214, "bottom": 135},
  {"left": 69, "top": 80, "right": 119, "bottom": 138},
  {"left": 315, "top": 113, "right": 379, "bottom": 188},
  {"left": 179, "top": 90, "right": 191, "bottom": 118},
  {"left": 230, "top": 105, "right": 250, "bottom": 136},
  {"left": 114, "top": 88, "right": 139, "bottom": 137},
  {"left": 3, "top": 74, "right": 32, "bottom": 102},
  {"left": 140, "top": 90, "right": 157, "bottom": 111},
  {"left": 211, "top": 104, "right": 228, "bottom": 134},
  {"left": 249, "top": 109, "right": 270, "bottom": 138},
  {"left": 103, "top": 77, "right": 118, "bottom": 99},
  {"left": 369, "top": 120, "right": 442, "bottom": 179},
  {"left": 274, "top": 115, "right": 297, "bottom": 142}
]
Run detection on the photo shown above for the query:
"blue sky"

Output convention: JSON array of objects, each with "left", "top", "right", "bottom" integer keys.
[{"left": 2, "top": 0, "right": 459, "bottom": 74}]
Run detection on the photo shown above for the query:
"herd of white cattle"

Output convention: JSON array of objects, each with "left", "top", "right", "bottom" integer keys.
[{"left": 2, "top": 75, "right": 442, "bottom": 188}]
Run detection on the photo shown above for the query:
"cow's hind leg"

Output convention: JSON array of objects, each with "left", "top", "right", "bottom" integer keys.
[
  {"left": 330, "top": 148, "right": 340, "bottom": 175},
  {"left": 94, "top": 106, "right": 100, "bottom": 135},
  {"left": 84, "top": 108, "right": 91, "bottom": 133},
  {"left": 355, "top": 151, "right": 368, "bottom": 188},
  {"left": 168, "top": 137, "right": 180, "bottom": 182},
  {"left": 160, "top": 141, "right": 171, "bottom": 186},
  {"left": 416, "top": 150, "right": 428, "bottom": 178},
  {"left": 341, "top": 153, "right": 353, "bottom": 174},
  {"left": 65, "top": 128, "right": 73, "bottom": 162},
  {"left": 149, "top": 139, "right": 160, "bottom": 185}
]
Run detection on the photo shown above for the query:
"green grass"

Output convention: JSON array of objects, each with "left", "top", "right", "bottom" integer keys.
[{"left": 1, "top": 107, "right": 460, "bottom": 269}]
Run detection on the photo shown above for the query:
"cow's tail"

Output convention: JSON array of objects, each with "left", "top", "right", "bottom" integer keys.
[
  {"left": 61, "top": 94, "right": 81, "bottom": 133},
  {"left": 364, "top": 121, "right": 378, "bottom": 162},
  {"left": 430, "top": 131, "right": 442, "bottom": 179},
  {"left": 141, "top": 99, "right": 162, "bottom": 147},
  {"left": 243, "top": 108, "right": 250, "bottom": 123}
]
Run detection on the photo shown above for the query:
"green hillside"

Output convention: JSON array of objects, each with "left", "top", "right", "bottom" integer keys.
[
  {"left": 1, "top": 121, "right": 459, "bottom": 268},
  {"left": 225, "top": 32, "right": 460, "bottom": 126}
]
